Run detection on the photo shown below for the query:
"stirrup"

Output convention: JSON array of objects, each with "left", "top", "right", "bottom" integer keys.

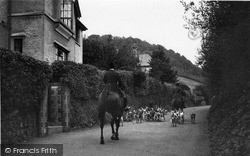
[{"left": 124, "top": 106, "right": 130, "bottom": 112}]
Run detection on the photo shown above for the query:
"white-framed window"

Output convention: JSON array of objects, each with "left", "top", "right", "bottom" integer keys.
[{"left": 60, "top": 0, "right": 72, "bottom": 29}]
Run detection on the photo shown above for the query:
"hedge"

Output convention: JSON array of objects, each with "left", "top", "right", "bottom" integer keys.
[
  {"left": 1, "top": 48, "right": 52, "bottom": 144},
  {"left": 207, "top": 80, "right": 249, "bottom": 155}
]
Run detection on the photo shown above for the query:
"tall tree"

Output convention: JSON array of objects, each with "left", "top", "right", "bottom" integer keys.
[
  {"left": 82, "top": 38, "right": 116, "bottom": 70},
  {"left": 83, "top": 35, "right": 139, "bottom": 70},
  {"left": 149, "top": 46, "right": 177, "bottom": 83}
]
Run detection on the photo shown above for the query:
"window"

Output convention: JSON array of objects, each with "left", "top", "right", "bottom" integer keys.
[
  {"left": 57, "top": 48, "right": 68, "bottom": 61},
  {"left": 60, "top": 0, "right": 72, "bottom": 29},
  {"left": 14, "top": 38, "right": 23, "bottom": 53},
  {"left": 55, "top": 41, "right": 69, "bottom": 61}
]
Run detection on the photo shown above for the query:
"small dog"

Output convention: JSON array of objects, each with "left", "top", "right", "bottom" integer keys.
[{"left": 190, "top": 113, "right": 196, "bottom": 124}]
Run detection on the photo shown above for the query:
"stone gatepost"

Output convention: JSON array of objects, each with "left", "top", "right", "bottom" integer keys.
[
  {"left": 62, "top": 85, "right": 70, "bottom": 132},
  {"left": 39, "top": 83, "right": 70, "bottom": 136},
  {"left": 40, "top": 84, "right": 49, "bottom": 137}
]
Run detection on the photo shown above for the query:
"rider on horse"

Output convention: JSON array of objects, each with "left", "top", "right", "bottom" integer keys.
[
  {"left": 103, "top": 62, "right": 129, "bottom": 111},
  {"left": 171, "top": 82, "right": 186, "bottom": 110}
]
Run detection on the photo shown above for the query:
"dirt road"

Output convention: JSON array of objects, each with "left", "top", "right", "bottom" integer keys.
[{"left": 28, "top": 106, "right": 210, "bottom": 156}]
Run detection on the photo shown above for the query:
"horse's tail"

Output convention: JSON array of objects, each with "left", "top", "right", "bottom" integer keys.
[{"left": 98, "top": 86, "right": 110, "bottom": 115}]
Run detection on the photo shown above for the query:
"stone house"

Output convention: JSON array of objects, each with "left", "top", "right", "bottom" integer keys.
[
  {"left": 0, "top": 0, "right": 87, "bottom": 64},
  {"left": 0, "top": 0, "right": 87, "bottom": 136}
]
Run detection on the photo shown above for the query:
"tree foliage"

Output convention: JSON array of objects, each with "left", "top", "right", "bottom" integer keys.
[
  {"left": 149, "top": 46, "right": 177, "bottom": 83},
  {"left": 86, "top": 34, "right": 203, "bottom": 82},
  {"left": 82, "top": 39, "right": 116, "bottom": 70},
  {"left": 83, "top": 35, "right": 139, "bottom": 70},
  {"left": 182, "top": 1, "right": 249, "bottom": 155}
]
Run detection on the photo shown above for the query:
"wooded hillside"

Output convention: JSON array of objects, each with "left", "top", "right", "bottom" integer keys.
[{"left": 87, "top": 35, "right": 203, "bottom": 83}]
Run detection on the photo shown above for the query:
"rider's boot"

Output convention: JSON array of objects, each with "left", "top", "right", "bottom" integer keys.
[{"left": 123, "top": 97, "right": 130, "bottom": 112}]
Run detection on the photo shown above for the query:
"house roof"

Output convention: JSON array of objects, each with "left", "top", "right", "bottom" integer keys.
[
  {"left": 76, "top": 19, "right": 87, "bottom": 31},
  {"left": 139, "top": 54, "right": 151, "bottom": 67},
  {"left": 74, "top": 0, "right": 87, "bottom": 31},
  {"left": 74, "top": 0, "right": 81, "bottom": 17}
]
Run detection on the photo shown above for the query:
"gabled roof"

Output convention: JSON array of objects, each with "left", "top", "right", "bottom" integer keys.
[
  {"left": 74, "top": 0, "right": 87, "bottom": 31},
  {"left": 76, "top": 19, "right": 87, "bottom": 31}
]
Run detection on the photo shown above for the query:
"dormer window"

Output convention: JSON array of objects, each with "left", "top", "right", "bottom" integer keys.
[{"left": 60, "top": 0, "right": 72, "bottom": 29}]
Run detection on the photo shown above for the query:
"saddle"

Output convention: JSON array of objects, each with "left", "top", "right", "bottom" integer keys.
[
  {"left": 104, "top": 83, "right": 123, "bottom": 98},
  {"left": 103, "top": 84, "right": 128, "bottom": 110}
]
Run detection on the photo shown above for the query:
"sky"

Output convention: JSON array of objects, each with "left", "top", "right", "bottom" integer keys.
[{"left": 79, "top": 0, "right": 202, "bottom": 64}]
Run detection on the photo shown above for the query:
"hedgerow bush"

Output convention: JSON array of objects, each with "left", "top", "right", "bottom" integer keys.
[
  {"left": 207, "top": 86, "right": 249, "bottom": 156},
  {"left": 1, "top": 48, "right": 52, "bottom": 144},
  {"left": 146, "top": 77, "right": 171, "bottom": 108},
  {"left": 133, "top": 70, "right": 146, "bottom": 87},
  {"left": 51, "top": 61, "right": 102, "bottom": 128}
]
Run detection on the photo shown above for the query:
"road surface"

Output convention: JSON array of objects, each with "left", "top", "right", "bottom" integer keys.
[{"left": 28, "top": 106, "right": 210, "bottom": 156}]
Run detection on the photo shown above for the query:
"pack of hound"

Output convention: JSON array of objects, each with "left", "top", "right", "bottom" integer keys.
[
  {"left": 170, "top": 108, "right": 185, "bottom": 127},
  {"left": 123, "top": 106, "right": 167, "bottom": 123}
]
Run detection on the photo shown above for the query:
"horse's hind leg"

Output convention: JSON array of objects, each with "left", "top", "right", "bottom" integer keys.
[
  {"left": 99, "top": 112, "right": 105, "bottom": 144},
  {"left": 114, "top": 118, "right": 120, "bottom": 140},
  {"left": 100, "top": 118, "right": 105, "bottom": 144},
  {"left": 110, "top": 118, "right": 116, "bottom": 140}
]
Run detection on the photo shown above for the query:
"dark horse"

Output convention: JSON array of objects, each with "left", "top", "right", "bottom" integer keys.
[
  {"left": 98, "top": 85, "right": 124, "bottom": 144},
  {"left": 171, "top": 97, "right": 185, "bottom": 110}
]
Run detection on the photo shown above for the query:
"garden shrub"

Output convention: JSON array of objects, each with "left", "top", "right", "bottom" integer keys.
[{"left": 1, "top": 48, "right": 52, "bottom": 144}]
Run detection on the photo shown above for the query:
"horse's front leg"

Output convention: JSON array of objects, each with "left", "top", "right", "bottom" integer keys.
[
  {"left": 114, "top": 117, "right": 120, "bottom": 140},
  {"left": 110, "top": 118, "right": 116, "bottom": 140}
]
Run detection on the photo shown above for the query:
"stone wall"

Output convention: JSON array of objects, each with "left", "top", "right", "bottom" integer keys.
[
  {"left": 11, "top": 0, "right": 44, "bottom": 14},
  {"left": 11, "top": 15, "right": 44, "bottom": 60}
]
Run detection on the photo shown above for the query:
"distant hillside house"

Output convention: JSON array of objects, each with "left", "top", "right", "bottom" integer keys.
[
  {"left": 0, "top": 0, "right": 87, "bottom": 63},
  {"left": 138, "top": 54, "right": 151, "bottom": 73}
]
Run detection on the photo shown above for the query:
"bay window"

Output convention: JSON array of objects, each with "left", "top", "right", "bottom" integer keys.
[{"left": 60, "top": 0, "right": 72, "bottom": 29}]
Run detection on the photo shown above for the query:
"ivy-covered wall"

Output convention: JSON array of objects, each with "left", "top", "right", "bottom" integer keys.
[{"left": 1, "top": 48, "right": 52, "bottom": 144}]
